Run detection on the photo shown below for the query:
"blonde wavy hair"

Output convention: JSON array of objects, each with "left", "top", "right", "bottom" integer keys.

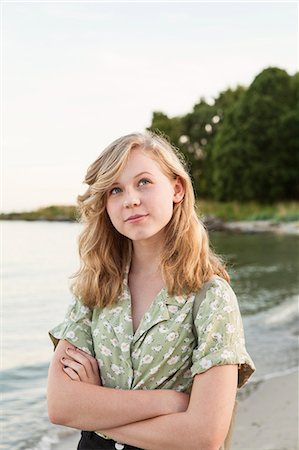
[{"left": 70, "top": 130, "right": 230, "bottom": 308}]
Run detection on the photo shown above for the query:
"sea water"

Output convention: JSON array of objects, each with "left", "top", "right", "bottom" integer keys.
[{"left": 1, "top": 221, "right": 298, "bottom": 450}]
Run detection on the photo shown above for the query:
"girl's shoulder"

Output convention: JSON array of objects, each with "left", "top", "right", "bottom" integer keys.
[
  {"left": 196, "top": 274, "right": 235, "bottom": 299},
  {"left": 193, "top": 274, "right": 238, "bottom": 314}
]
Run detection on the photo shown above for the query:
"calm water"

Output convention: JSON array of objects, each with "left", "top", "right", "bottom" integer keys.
[{"left": 1, "top": 221, "right": 298, "bottom": 450}]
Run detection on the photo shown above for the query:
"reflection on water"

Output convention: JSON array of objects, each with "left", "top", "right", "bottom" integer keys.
[{"left": 211, "top": 231, "right": 299, "bottom": 314}]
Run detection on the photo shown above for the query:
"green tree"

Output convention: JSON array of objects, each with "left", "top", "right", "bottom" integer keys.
[{"left": 211, "top": 67, "right": 298, "bottom": 202}]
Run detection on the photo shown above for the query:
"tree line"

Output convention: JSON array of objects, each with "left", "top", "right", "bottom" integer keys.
[{"left": 147, "top": 67, "right": 299, "bottom": 203}]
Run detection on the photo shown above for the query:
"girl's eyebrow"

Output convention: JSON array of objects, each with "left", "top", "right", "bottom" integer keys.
[{"left": 110, "top": 172, "right": 154, "bottom": 187}]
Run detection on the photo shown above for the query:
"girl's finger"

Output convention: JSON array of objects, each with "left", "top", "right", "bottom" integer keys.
[
  {"left": 61, "top": 357, "right": 88, "bottom": 381},
  {"left": 65, "top": 348, "right": 95, "bottom": 378},
  {"left": 63, "top": 366, "right": 80, "bottom": 381},
  {"left": 74, "top": 348, "right": 99, "bottom": 374}
]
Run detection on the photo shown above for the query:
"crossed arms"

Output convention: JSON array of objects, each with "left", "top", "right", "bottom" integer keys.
[{"left": 47, "top": 340, "right": 238, "bottom": 450}]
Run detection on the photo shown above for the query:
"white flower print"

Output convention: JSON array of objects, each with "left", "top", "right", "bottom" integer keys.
[
  {"left": 97, "top": 358, "right": 104, "bottom": 367},
  {"left": 145, "top": 335, "right": 153, "bottom": 344},
  {"left": 223, "top": 305, "right": 235, "bottom": 313},
  {"left": 221, "top": 349, "right": 235, "bottom": 359},
  {"left": 83, "top": 318, "right": 92, "bottom": 326},
  {"left": 149, "top": 365, "right": 160, "bottom": 375},
  {"left": 175, "top": 295, "right": 186, "bottom": 304},
  {"left": 103, "top": 321, "right": 112, "bottom": 333},
  {"left": 184, "top": 337, "right": 191, "bottom": 343},
  {"left": 158, "top": 325, "right": 168, "bottom": 334},
  {"left": 80, "top": 347, "right": 92, "bottom": 355},
  {"left": 141, "top": 354, "right": 154, "bottom": 365},
  {"left": 157, "top": 376, "right": 167, "bottom": 384},
  {"left": 166, "top": 331, "right": 179, "bottom": 342},
  {"left": 226, "top": 323, "right": 235, "bottom": 334},
  {"left": 121, "top": 342, "right": 130, "bottom": 352},
  {"left": 134, "top": 369, "right": 142, "bottom": 377},
  {"left": 66, "top": 331, "right": 76, "bottom": 340},
  {"left": 183, "top": 369, "right": 192, "bottom": 378},
  {"left": 110, "top": 338, "right": 118, "bottom": 347},
  {"left": 198, "top": 342, "right": 206, "bottom": 352},
  {"left": 181, "top": 345, "right": 189, "bottom": 353},
  {"left": 175, "top": 313, "right": 186, "bottom": 323},
  {"left": 80, "top": 305, "right": 90, "bottom": 314},
  {"left": 164, "top": 347, "right": 175, "bottom": 359},
  {"left": 112, "top": 306, "right": 123, "bottom": 316},
  {"left": 175, "top": 385, "right": 185, "bottom": 392},
  {"left": 93, "top": 328, "right": 100, "bottom": 337},
  {"left": 124, "top": 313, "right": 131, "bottom": 322},
  {"left": 205, "top": 323, "right": 213, "bottom": 333},
  {"left": 168, "top": 305, "right": 179, "bottom": 314},
  {"left": 210, "top": 300, "right": 219, "bottom": 311},
  {"left": 199, "top": 358, "right": 213, "bottom": 369},
  {"left": 132, "top": 349, "right": 141, "bottom": 359},
  {"left": 168, "top": 355, "right": 180, "bottom": 365},
  {"left": 114, "top": 325, "right": 124, "bottom": 334},
  {"left": 99, "top": 344, "right": 112, "bottom": 356},
  {"left": 152, "top": 346, "right": 162, "bottom": 352},
  {"left": 216, "top": 314, "right": 224, "bottom": 321},
  {"left": 107, "top": 372, "right": 116, "bottom": 380},
  {"left": 100, "top": 334, "right": 107, "bottom": 340},
  {"left": 144, "top": 312, "right": 152, "bottom": 323},
  {"left": 183, "top": 323, "right": 192, "bottom": 332},
  {"left": 111, "top": 364, "right": 124, "bottom": 375},
  {"left": 212, "top": 332, "right": 222, "bottom": 342}
]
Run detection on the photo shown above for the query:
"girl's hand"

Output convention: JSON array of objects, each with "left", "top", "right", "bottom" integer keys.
[{"left": 61, "top": 347, "right": 102, "bottom": 386}]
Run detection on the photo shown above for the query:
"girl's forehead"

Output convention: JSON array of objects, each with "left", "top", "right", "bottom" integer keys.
[{"left": 122, "top": 148, "right": 162, "bottom": 173}]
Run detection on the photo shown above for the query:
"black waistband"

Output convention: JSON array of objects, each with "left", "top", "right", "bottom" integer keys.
[{"left": 77, "top": 431, "right": 143, "bottom": 450}]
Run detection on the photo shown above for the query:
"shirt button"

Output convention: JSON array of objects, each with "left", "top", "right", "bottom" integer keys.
[{"left": 115, "top": 443, "right": 125, "bottom": 450}]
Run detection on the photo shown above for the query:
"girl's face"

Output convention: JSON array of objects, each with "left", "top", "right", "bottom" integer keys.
[{"left": 106, "top": 148, "right": 184, "bottom": 245}]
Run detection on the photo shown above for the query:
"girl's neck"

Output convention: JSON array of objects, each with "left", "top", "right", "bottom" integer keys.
[{"left": 130, "top": 240, "right": 163, "bottom": 277}]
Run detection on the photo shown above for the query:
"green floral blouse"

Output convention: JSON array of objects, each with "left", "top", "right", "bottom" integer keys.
[{"left": 49, "top": 268, "right": 255, "bottom": 438}]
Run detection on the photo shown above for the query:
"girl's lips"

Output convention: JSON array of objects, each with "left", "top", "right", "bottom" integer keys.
[{"left": 126, "top": 214, "right": 148, "bottom": 223}]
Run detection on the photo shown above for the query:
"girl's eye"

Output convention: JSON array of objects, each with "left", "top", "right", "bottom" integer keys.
[
  {"left": 138, "top": 178, "right": 151, "bottom": 186},
  {"left": 110, "top": 187, "right": 122, "bottom": 195}
]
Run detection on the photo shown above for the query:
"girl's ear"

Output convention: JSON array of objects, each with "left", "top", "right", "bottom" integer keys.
[{"left": 173, "top": 176, "right": 185, "bottom": 204}]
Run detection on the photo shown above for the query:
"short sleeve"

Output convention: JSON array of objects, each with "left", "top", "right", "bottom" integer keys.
[
  {"left": 48, "top": 296, "right": 94, "bottom": 356},
  {"left": 191, "top": 276, "right": 255, "bottom": 388}
]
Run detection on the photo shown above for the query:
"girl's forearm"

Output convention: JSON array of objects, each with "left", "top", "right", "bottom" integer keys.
[
  {"left": 48, "top": 373, "right": 187, "bottom": 430},
  {"left": 101, "top": 411, "right": 206, "bottom": 450}
]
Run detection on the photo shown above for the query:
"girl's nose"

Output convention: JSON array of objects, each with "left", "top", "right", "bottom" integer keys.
[{"left": 123, "top": 196, "right": 141, "bottom": 208}]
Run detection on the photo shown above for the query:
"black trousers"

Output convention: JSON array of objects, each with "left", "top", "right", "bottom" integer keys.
[{"left": 77, "top": 431, "right": 143, "bottom": 450}]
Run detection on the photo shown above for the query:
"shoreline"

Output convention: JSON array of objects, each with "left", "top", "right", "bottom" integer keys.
[
  {"left": 53, "top": 369, "right": 299, "bottom": 450},
  {"left": 2, "top": 217, "right": 299, "bottom": 236}
]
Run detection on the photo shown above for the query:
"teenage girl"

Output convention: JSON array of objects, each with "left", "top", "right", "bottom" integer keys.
[{"left": 47, "top": 131, "right": 255, "bottom": 450}]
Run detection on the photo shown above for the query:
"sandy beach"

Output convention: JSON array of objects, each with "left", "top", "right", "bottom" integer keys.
[{"left": 55, "top": 369, "right": 298, "bottom": 450}]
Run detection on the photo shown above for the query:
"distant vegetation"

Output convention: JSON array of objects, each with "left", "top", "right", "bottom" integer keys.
[
  {"left": 1, "top": 201, "right": 298, "bottom": 222},
  {"left": 0, "top": 205, "right": 79, "bottom": 222},
  {"left": 148, "top": 67, "right": 299, "bottom": 203}
]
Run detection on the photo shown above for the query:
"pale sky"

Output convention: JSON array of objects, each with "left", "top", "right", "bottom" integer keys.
[{"left": 2, "top": 1, "right": 298, "bottom": 212}]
